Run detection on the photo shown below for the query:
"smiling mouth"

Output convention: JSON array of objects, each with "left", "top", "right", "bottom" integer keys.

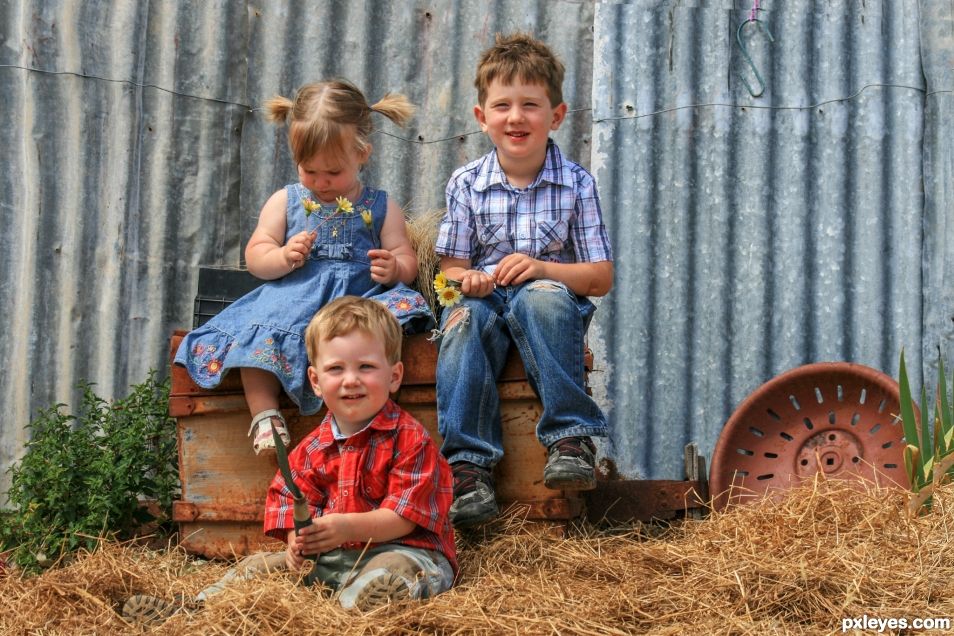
[{"left": 507, "top": 132, "right": 529, "bottom": 139}]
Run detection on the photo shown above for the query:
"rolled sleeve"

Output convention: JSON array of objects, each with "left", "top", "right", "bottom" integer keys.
[
  {"left": 379, "top": 437, "right": 450, "bottom": 534},
  {"left": 570, "top": 171, "right": 613, "bottom": 263}
]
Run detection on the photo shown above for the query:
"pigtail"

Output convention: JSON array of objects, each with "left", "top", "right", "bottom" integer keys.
[
  {"left": 369, "top": 93, "right": 415, "bottom": 128},
  {"left": 264, "top": 94, "right": 295, "bottom": 124}
]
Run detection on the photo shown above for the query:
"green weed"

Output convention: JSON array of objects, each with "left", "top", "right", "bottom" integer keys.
[{"left": 0, "top": 371, "right": 179, "bottom": 572}]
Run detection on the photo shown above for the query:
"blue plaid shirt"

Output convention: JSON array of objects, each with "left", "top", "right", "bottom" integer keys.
[{"left": 437, "top": 140, "right": 613, "bottom": 274}]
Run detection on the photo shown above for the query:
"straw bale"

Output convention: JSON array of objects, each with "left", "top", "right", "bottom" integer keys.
[{"left": 4, "top": 477, "right": 954, "bottom": 635}]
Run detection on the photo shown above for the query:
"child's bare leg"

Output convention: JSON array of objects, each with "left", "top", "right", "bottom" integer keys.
[
  {"left": 241, "top": 367, "right": 282, "bottom": 414},
  {"left": 241, "top": 368, "right": 290, "bottom": 453}
]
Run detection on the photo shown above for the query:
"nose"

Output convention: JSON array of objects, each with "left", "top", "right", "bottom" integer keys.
[{"left": 507, "top": 106, "right": 524, "bottom": 123}]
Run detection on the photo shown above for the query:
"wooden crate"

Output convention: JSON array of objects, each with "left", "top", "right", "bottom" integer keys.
[{"left": 169, "top": 331, "right": 585, "bottom": 558}]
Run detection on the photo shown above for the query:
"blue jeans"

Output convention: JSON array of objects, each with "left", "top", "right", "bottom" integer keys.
[{"left": 435, "top": 279, "right": 607, "bottom": 468}]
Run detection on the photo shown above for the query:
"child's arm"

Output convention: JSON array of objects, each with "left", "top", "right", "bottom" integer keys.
[
  {"left": 292, "top": 509, "right": 415, "bottom": 557},
  {"left": 439, "top": 256, "right": 496, "bottom": 297},
  {"left": 494, "top": 255, "right": 614, "bottom": 297},
  {"left": 245, "top": 189, "right": 316, "bottom": 280},
  {"left": 368, "top": 199, "right": 418, "bottom": 286}
]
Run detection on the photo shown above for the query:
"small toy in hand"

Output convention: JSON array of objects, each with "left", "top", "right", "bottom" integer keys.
[{"left": 433, "top": 271, "right": 463, "bottom": 308}]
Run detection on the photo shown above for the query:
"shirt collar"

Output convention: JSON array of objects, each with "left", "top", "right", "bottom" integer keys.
[
  {"left": 316, "top": 399, "right": 400, "bottom": 447},
  {"left": 472, "top": 139, "right": 573, "bottom": 192}
]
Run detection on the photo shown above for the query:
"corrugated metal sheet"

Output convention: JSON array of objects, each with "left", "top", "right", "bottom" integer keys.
[
  {"left": 0, "top": 0, "right": 595, "bottom": 496},
  {"left": 2, "top": 0, "right": 952, "bottom": 496},
  {"left": 590, "top": 1, "right": 954, "bottom": 479}
]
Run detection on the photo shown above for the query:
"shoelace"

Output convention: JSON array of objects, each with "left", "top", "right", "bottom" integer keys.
[
  {"left": 452, "top": 465, "right": 491, "bottom": 498},
  {"left": 550, "top": 436, "right": 595, "bottom": 458}
]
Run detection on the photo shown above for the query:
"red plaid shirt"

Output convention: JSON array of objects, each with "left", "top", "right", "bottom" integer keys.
[{"left": 263, "top": 399, "right": 457, "bottom": 573}]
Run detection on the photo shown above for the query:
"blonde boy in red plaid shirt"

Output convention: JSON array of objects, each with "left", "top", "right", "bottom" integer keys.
[
  {"left": 264, "top": 295, "right": 457, "bottom": 607},
  {"left": 123, "top": 297, "right": 455, "bottom": 624}
]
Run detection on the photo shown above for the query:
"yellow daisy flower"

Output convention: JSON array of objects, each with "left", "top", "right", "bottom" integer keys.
[
  {"left": 302, "top": 197, "right": 319, "bottom": 216},
  {"left": 336, "top": 196, "right": 354, "bottom": 214},
  {"left": 361, "top": 209, "right": 373, "bottom": 230},
  {"left": 437, "top": 286, "right": 463, "bottom": 308},
  {"left": 433, "top": 271, "right": 448, "bottom": 292}
]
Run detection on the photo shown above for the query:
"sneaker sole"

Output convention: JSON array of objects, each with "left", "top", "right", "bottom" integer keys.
[
  {"left": 353, "top": 573, "right": 411, "bottom": 611},
  {"left": 543, "top": 474, "right": 597, "bottom": 491},
  {"left": 122, "top": 595, "right": 179, "bottom": 625},
  {"left": 450, "top": 500, "right": 499, "bottom": 528}
]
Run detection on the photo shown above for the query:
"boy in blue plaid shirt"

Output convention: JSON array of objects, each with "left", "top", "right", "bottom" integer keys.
[{"left": 434, "top": 33, "right": 614, "bottom": 528}]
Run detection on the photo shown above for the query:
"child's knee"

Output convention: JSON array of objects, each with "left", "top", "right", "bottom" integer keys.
[
  {"left": 527, "top": 279, "right": 567, "bottom": 294},
  {"left": 519, "top": 279, "right": 575, "bottom": 314},
  {"left": 439, "top": 306, "right": 470, "bottom": 336}
]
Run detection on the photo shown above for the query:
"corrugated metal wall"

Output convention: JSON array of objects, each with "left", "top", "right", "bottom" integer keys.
[
  {"left": 1, "top": 0, "right": 952, "bottom": 494},
  {"left": 0, "top": 0, "right": 596, "bottom": 496},
  {"left": 591, "top": 0, "right": 954, "bottom": 478}
]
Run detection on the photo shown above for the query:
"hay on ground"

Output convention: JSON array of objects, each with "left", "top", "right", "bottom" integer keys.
[{"left": 3, "top": 477, "right": 954, "bottom": 635}]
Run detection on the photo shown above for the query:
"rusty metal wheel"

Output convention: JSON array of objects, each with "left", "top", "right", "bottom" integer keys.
[{"left": 710, "top": 362, "right": 909, "bottom": 510}]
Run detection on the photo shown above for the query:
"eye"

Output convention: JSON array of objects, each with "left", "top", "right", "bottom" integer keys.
[{"left": 360, "top": 363, "right": 377, "bottom": 371}]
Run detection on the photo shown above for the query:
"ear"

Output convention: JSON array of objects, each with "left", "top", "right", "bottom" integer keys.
[
  {"left": 388, "top": 360, "right": 404, "bottom": 393},
  {"left": 358, "top": 143, "right": 372, "bottom": 166},
  {"left": 474, "top": 104, "right": 489, "bottom": 132},
  {"left": 307, "top": 366, "right": 322, "bottom": 397},
  {"left": 550, "top": 102, "right": 568, "bottom": 131}
]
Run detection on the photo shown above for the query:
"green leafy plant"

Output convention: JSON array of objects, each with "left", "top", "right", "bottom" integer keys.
[
  {"left": 0, "top": 371, "right": 179, "bottom": 572},
  {"left": 898, "top": 349, "right": 954, "bottom": 515}
]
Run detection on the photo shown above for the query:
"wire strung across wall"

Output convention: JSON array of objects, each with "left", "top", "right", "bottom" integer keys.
[{"left": 1, "top": 63, "right": 948, "bottom": 146}]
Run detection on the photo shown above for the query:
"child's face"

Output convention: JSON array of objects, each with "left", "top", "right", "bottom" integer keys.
[
  {"left": 297, "top": 141, "right": 369, "bottom": 204},
  {"left": 307, "top": 330, "right": 403, "bottom": 434},
  {"left": 474, "top": 78, "right": 567, "bottom": 169}
]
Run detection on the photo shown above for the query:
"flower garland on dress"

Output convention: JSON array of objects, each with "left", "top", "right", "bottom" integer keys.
[{"left": 300, "top": 195, "right": 379, "bottom": 246}]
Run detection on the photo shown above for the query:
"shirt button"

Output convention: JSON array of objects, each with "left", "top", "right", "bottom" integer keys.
[{"left": 343, "top": 490, "right": 349, "bottom": 496}]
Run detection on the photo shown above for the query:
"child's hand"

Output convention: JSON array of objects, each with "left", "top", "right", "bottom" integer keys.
[
  {"left": 297, "top": 514, "right": 353, "bottom": 554},
  {"left": 493, "top": 254, "right": 546, "bottom": 287},
  {"left": 283, "top": 230, "right": 316, "bottom": 271},
  {"left": 368, "top": 248, "right": 398, "bottom": 284},
  {"left": 285, "top": 529, "right": 306, "bottom": 570},
  {"left": 459, "top": 269, "right": 496, "bottom": 297}
]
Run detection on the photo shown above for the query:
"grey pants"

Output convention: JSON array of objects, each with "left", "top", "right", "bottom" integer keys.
[{"left": 196, "top": 543, "right": 454, "bottom": 609}]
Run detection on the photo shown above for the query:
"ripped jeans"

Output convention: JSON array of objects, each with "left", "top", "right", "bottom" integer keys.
[{"left": 435, "top": 279, "right": 607, "bottom": 468}]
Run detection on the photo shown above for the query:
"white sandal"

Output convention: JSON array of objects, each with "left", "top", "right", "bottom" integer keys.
[{"left": 248, "top": 409, "right": 291, "bottom": 455}]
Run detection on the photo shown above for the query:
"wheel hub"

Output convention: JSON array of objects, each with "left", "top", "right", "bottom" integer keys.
[{"left": 709, "top": 362, "right": 910, "bottom": 510}]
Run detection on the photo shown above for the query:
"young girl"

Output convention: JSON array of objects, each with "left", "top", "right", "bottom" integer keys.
[{"left": 175, "top": 79, "right": 433, "bottom": 454}]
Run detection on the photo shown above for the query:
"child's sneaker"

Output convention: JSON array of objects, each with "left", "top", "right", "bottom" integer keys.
[
  {"left": 122, "top": 594, "right": 199, "bottom": 626},
  {"left": 449, "top": 462, "right": 498, "bottom": 527},
  {"left": 352, "top": 572, "right": 413, "bottom": 611},
  {"left": 248, "top": 409, "right": 291, "bottom": 455},
  {"left": 543, "top": 436, "right": 597, "bottom": 490}
]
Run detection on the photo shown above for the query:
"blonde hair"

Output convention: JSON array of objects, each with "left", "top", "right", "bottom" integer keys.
[
  {"left": 305, "top": 296, "right": 403, "bottom": 366},
  {"left": 264, "top": 79, "right": 415, "bottom": 165},
  {"left": 474, "top": 32, "right": 565, "bottom": 107}
]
